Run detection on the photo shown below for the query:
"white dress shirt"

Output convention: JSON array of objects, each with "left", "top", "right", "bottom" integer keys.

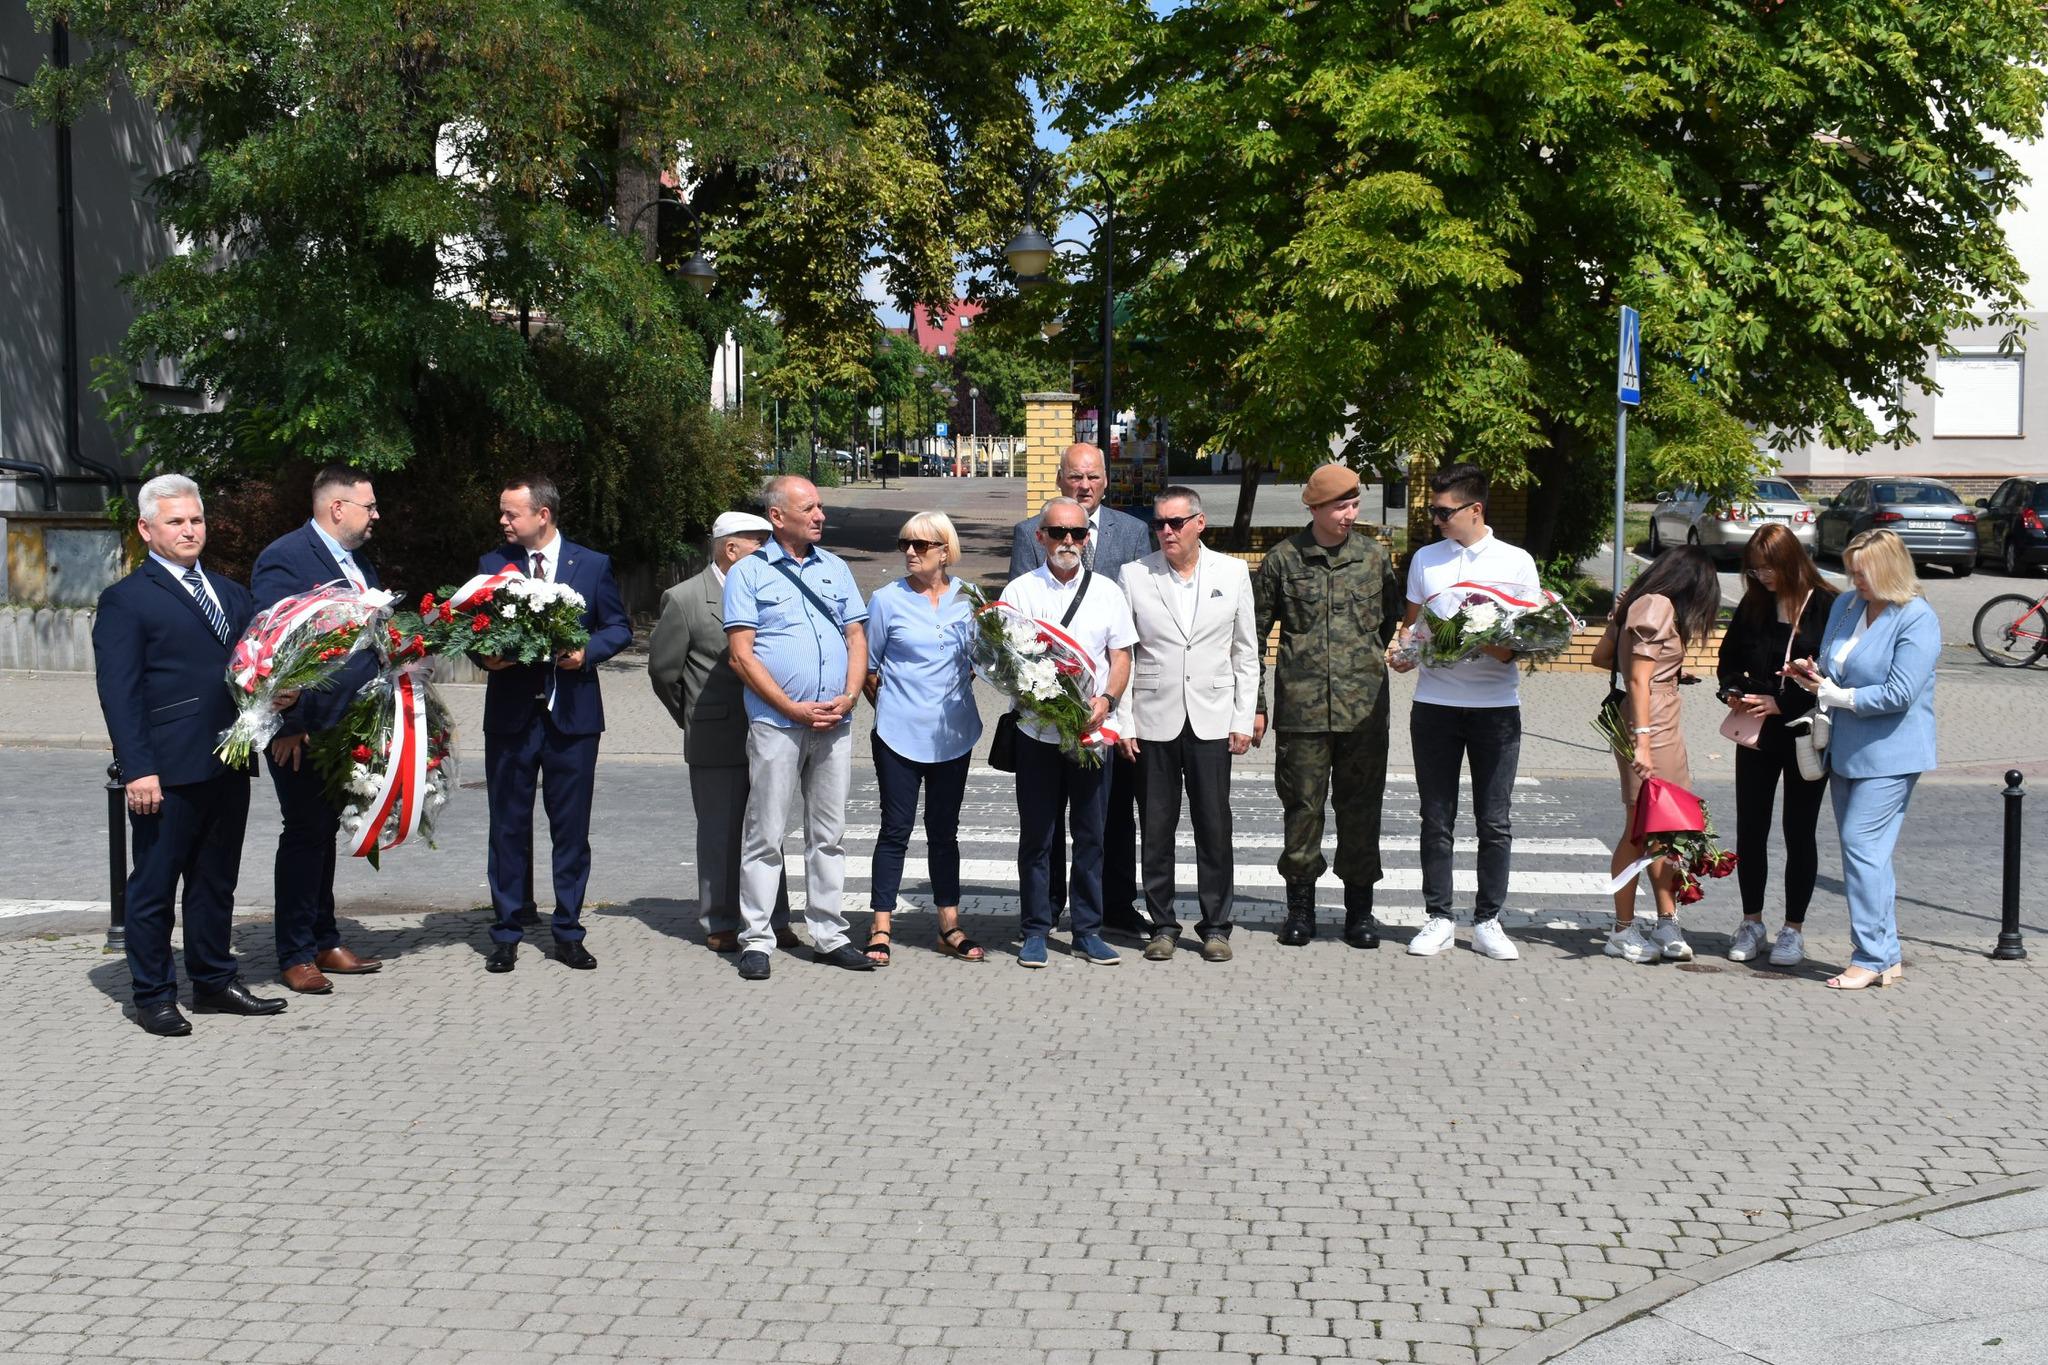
[
  {"left": 523, "top": 532, "right": 564, "bottom": 580},
  {"left": 150, "top": 552, "right": 225, "bottom": 616},
  {"left": 309, "top": 520, "right": 368, "bottom": 588},
  {"left": 999, "top": 564, "right": 1138, "bottom": 744}
]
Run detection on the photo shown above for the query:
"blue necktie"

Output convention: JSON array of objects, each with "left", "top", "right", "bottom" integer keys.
[{"left": 182, "top": 566, "right": 231, "bottom": 642}]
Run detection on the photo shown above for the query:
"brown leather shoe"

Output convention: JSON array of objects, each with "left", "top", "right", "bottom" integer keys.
[
  {"left": 315, "top": 946, "right": 382, "bottom": 974},
  {"left": 774, "top": 927, "right": 802, "bottom": 950},
  {"left": 705, "top": 931, "right": 740, "bottom": 953},
  {"left": 280, "top": 962, "right": 333, "bottom": 994}
]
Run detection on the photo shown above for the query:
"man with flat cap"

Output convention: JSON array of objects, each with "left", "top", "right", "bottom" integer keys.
[
  {"left": 1252, "top": 463, "right": 1402, "bottom": 948},
  {"left": 648, "top": 511, "right": 794, "bottom": 954}
]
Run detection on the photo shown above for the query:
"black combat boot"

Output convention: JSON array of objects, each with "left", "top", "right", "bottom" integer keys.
[
  {"left": 1342, "top": 883, "right": 1380, "bottom": 949},
  {"left": 1278, "top": 883, "right": 1317, "bottom": 946}
]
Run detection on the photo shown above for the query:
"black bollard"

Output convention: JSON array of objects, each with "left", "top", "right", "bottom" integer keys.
[
  {"left": 105, "top": 761, "right": 127, "bottom": 953},
  {"left": 1993, "top": 769, "right": 2027, "bottom": 961}
]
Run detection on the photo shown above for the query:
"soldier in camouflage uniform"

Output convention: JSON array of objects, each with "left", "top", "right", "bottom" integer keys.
[{"left": 1252, "top": 464, "right": 1402, "bottom": 948}]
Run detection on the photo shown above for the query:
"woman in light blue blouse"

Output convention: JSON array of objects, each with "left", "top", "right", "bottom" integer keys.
[{"left": 860, "top": 511, "right": 985, "bottom": 963}]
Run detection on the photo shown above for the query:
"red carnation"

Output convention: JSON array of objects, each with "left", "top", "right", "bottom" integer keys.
[
  {"left": 351, "top": 744, "right": 372, "bottom": 762},
  {"left": 409, "top": 633, "right": 426, "bottom": 655},
  {"left": 472, "top": 614, "right": 491, "bottom": 632},
  {"left": 387, "top": 625, "right": 401, "bottom": 644},
  {"left": 420, "top": 592, "right": 436, "bottom": 613},
  {"left": 426, "top": 756, "right": 442, "bottom": 771},
  {"left": 438, "top": 603, "right": 455, "bottom": 622},
  {"left": 476, "top": 588, "right": 495, "bottom": 603}
]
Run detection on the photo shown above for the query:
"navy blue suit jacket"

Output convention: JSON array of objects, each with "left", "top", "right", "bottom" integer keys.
[
  {"left": 93, "top": 560, "right": 255, "bottom": 787},
  {"left": 250, "top": 522, "right": 383, "bottom": 735},
  {"left": 478, "top": 539, "right": 633, "bottom": 737}
]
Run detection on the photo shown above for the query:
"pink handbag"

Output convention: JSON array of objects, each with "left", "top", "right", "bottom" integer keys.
[{"left": 1720, "top": 591, "right": 1809, "bottom": 751}]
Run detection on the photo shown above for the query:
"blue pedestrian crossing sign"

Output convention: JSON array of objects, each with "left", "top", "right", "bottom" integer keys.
[{"left": 1617, "top": 306, "right": 1642, "bottom": 406}]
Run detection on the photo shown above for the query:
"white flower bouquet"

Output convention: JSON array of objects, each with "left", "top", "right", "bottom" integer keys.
[
  {"left": 962, "top": 583, "right": 1117, "bottom": 766},
  {"left": 1392, "top": 580, "right": 1582, "bottom": 670},
  {"left": 215, "top": 580, "right": 396, "bottom": 766}
]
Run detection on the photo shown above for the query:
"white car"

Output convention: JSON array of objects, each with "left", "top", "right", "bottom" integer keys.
[{"left": 1648, "top": 479, "right": 1819, "bottom": 563}]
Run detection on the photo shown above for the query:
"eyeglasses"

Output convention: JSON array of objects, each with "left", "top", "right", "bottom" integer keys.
[
  {"left": 339, "top": 498, "right": 379, "bottom": 513},
  {"left": 1428, "top": 501, "right": 1476, "bottom": 522},
  {"left": 1151, "top": 513, "right": 1201, "bottom": 531},
  {"left": 897, "top": 538, "right": 942, "bottom": 554},
  {"left": 1042, "top": 524, "right": 1090, "bottom": 542}
]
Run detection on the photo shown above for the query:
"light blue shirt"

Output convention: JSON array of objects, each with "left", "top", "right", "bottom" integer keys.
[
  {"left": 866, "top": 577, "right": 981, "bottom": 763},
  {"left": 308, "top": 520, "right": 367, "bottom": 586},
  {"left": 722, "top": 538, "right": 869, "bottom": 727}
]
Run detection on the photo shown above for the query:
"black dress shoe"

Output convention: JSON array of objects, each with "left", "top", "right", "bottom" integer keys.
[
  {"left": 136, "top": 1001, "right": 191, "bottom": 1036},
  {"left": 813, "top": 942, "right": 877, "bottom": 971},
  {"left": 486, "top": 942, "right": 518, "bottom": 973},
  {"left": 193, "top": 979, "right": 288, "bottom": 1016},
  {"left": 738, "top": 950, "right": 771, "bottom": 980},
  {"left": 553, "top": 941, "right": 597, "bottom": 970}
]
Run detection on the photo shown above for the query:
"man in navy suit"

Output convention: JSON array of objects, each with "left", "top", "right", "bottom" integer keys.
[
  {"left": 479, "top": 474, "right": 633, "bottom": 973},
  {"left": 251, "top": 464, "right": 390, "bottom": 993},
  {"left": 1009, "top": 442, "right": 1155, "bottom": 939},
  {"left": 93, "top": 474, "right": 289, "bottom": 1035}
]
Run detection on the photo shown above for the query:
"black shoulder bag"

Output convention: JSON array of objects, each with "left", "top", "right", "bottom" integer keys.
[{"left": 987, "top": 570, "right": 1092, "bottom": 772}]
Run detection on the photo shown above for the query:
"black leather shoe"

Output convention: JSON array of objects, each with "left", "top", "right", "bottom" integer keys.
[
  {"left": 738, "top": 950, "right": 771, "bottom": 980},
  {"left": 553, "top": 941, "right": 597, "bottom": 970},
  {"left": 1277, "top": 883, "right": 1317, "bottom": 946},
  {"left": 193, "top": 979, "right": 287, "bottom": 1016},
  {"left": 1343, "top": 885, "right": 1380, "bottom": 948},
  {"left": 136, "top": 1001, "right": 191, "bottom": 1036},
  {"left": 486, "top": 942, "right": 518, "bottom": 973},
  {"left": 813, "top": 942, "right": 877, "bottom": 971}
]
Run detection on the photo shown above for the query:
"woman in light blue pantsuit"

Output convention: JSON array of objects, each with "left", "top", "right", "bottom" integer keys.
[{"left": 1785, "top": 529, "right": 1939, "bottom": 990}]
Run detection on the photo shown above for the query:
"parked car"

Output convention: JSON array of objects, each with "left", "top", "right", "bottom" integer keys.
[
  {"left": 1974, "top": 478, "right": 2048, "bottom": 577},
  {"left": 1647, "top": 479, "right": 1817, "bottom": 562},
  {"left": 1813, "top": 477, "right": 1976, "bottom": 576}
]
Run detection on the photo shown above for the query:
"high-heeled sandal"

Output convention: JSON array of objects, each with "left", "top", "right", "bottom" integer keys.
[
  {"left": 938, "top": 926, "right": 985, "bottom": 961},
  {"left": 1825, "top": 964, "right": 1902, "bottom": 990}
]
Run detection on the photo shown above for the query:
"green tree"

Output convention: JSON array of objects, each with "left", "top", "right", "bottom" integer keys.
[
  {"left": 955, "top": 324, "right": 1066, "bottom": 434},
  {"left": 978, "top": 0, "right": 2048, "bottom": 557}
]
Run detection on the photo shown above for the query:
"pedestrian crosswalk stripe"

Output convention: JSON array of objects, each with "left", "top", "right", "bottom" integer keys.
[
  {"left": 826, "top": 829, "right": 1613, "bottom": 856},
  {"left": 694, "top": 857, "right": 1613, "bottom": 899}
]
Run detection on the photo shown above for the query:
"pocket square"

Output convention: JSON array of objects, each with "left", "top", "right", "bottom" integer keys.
[{"left": 1209, "top": 588, "right": 1223, "bottom": 596}]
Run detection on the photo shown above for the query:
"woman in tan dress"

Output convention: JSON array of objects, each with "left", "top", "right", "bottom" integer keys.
[{"left": 1592, "top": 547, "right": 1720, "bottom": 964}]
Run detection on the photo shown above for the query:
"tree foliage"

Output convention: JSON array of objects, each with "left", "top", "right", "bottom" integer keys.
[
  {"left": 976, "top": 0, "right": 2048, "bottom": 557},
  {"left": 955, "top": 324, "right": 1067, "bottom": 433}
]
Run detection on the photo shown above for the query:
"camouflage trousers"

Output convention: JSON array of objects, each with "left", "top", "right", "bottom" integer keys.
[{"left": 1273, "top": 691, "right": 1390, "bottom": 887}]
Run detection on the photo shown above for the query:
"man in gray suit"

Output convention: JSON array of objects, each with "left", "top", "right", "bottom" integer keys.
[
  {"left": 1009, "top": 442, "right": 1154, "bottom": 937},
  {"left": 648, "top": 511, "right": 792, "bottom": 952}
]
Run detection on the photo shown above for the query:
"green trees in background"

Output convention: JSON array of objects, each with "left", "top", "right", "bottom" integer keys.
[{"left": 977, "top": 0, "right": 2048, "bottom": 559}]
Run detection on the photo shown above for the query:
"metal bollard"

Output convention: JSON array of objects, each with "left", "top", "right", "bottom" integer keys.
[
  {"left": 105, "top": 761, "right": 127, "bottom": 953},
  {"left": 1993, "top": 769, "right": 2027, "bottom": 961}
]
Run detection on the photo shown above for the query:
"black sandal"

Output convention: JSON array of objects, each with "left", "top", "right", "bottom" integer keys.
[
  {"left": 865, "top": 931, "right": 891, "bottom": 965},
  {"left": 939, "top": 926, "right": 986, "bottom": 962}
]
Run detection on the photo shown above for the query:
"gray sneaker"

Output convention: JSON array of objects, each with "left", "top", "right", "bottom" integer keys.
[
  {"left": 1727, "top": 920, "right": 1770, "bottom": 962},
  {"left": 1647, "top": 917, "right": 1693, "bottom": 962},
  {"left": 1768, "top": 926, "right": 1806, "bottom": 967}
]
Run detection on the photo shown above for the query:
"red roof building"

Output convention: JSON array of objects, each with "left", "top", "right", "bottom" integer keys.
[{"left": 908, "top": 300, "right": 982, "bottom": 358}]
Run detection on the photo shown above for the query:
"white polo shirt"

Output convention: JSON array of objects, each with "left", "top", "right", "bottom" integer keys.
[
  {"left": 1406, "top": 530, "right": 1541, "bottom": 709},
  {"left": 999, "top": 564, "right": 1138, "bottom": 744}
]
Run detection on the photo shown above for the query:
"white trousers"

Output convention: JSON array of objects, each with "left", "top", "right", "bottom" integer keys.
[{"left": 738, "top": 719, "right": 853, "bottom": 955}]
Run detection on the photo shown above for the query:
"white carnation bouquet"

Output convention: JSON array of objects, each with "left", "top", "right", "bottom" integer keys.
[
  {"left": 1392, "top": 580, "right": 1581, "bottom": 670},
  {"left": 962, "top": 583, "right": 1118, "bottom": 766}
]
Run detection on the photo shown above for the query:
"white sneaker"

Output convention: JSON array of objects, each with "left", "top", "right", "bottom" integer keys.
[
  {"left": 1768, "top": 926, "right": 1806, "bottom": 967},
  {"left": 1605, "top": 921, "right": 1657, "bottom": 963},
  {"left": 1471, "top": 919, "right": 1519, "bottom": 960},
  {"left": 1727, "top": 920, "right": 1770, "bottom": 962},
  {"left": 1408, "top": 916, "right": 1457, "bottom": 956},
  {"left": 1648, "top": 917, "right": 1693, "bottom": 962}
]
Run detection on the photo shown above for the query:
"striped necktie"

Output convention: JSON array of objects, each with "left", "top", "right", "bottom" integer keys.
[{"left": 181, "top": 566, "right": 231, "bottom": 642}]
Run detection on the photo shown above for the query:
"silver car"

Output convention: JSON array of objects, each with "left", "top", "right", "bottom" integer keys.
[
  {"left": 1813, "top": 477, "right": 1977, "bottom": 576},
  {"left": 1647, "top": 479, "right": 1818, "bottom": 563}
]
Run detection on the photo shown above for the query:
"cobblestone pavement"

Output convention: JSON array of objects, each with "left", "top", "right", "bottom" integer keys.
[{"left": 6, "top": 756, "right": 2048, "bottom": 1364}]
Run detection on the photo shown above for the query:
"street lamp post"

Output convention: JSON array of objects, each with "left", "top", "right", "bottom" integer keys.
[
  {"left": 1005, "top": 170, "right": 1116, "bottom": 457},
  {"left": 969, "top": 386, "right": 980, "bottom": 476}
]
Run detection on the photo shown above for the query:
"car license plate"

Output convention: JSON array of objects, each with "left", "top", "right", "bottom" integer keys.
[{"left": 1909, "top": 520, "right": 1945, "bottom": 530}]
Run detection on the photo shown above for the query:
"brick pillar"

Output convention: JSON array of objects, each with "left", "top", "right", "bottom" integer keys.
[{"left": 1022, "top": 392, "right": 1079, "bottom": 514}]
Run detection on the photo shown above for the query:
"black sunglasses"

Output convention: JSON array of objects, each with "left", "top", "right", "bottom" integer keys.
[
  {"left": 897, "top": 538, "right": 942, "bottom": 554},
  {"left": 1042, "top": 524, "right": 1090, "bottom": 542},
  {"left": 1151, "top": 513, "right": 1201, "bottom": 531},
  {"left": 1428, "top": 500, "right": 1477, "bottom": 522}
]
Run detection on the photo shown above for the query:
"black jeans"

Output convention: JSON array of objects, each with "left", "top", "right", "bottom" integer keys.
[
  {"left": 869, "top": 735, "right": 970, "bottom": 910},
  {"left": 1136, "top": 722, "right": 1234, "bottom": 938},
  {"left": 1016, "top": 735, "right": 1110, "bottom": 938},
  {"left": 1409, "top": 702, "right": 1521, "bottom": 921},
  {"left": 1734, "top": 724, "right": 1827, "bottom": 923}
]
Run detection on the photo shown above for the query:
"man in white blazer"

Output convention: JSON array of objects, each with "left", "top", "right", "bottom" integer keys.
[{"left": 1115, "top": 486, "right": 1261, "bottom": 961}]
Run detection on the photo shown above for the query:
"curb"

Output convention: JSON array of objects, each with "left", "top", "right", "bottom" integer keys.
[{"left": 1488, "top": 1167, "right": 2048, "bottom": 1364}]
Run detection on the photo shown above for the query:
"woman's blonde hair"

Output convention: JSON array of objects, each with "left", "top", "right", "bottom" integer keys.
[
  {"left": 899, "top": 510, "right": 961, "bottom": 567},
  {"left": 1841, "top": 528, "right": 1921, "bottom": 605}
]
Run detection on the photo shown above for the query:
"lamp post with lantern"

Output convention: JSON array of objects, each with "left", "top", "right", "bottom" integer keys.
[{"left": 1003, "top": 170, "right": 1116, "bottom": 455}]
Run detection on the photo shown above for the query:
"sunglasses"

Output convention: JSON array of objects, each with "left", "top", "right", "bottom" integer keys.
[
  {"left": 1151, "top": 513, "right": 1201, "bottom": 531},
  {"left": 897, "top": 538, "right": 942, "bottom": 554},
  {"left": 1428, "top": 500, "right": 1477, "bottom": 522},
  {"left": 1042, "top": 524, "right": 1090, "bottom": 542}
]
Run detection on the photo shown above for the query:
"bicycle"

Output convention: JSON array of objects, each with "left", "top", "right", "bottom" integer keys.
[{"left": 1972, "top": 588, "right": 2048, "bottom": 667}]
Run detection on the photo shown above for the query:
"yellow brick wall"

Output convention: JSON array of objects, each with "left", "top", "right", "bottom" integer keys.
[{"left": 1022, "top": 393, "right": 1078, "bottom": 513}]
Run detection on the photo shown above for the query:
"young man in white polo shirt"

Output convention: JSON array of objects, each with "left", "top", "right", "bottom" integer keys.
[{"left": 1388, "top": 463, "right": 1541, "bottom": 960}]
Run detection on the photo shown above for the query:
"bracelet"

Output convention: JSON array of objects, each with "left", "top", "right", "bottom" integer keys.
[{"left": 1632, "top": 726, "right": 1654, "bottom": 734}]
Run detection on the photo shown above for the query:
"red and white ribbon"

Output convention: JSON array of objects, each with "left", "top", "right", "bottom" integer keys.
[
  {"left": 230, "top": 580, "right": 377, "bottom": 693},
  {"left": 351, "top": 669, "right": 430, "bottom": 858},
  {"left": 1430, "top": 580, "right": 1560, "bottom": 615},
  {"left": 441, "top": 563, "right": 523, "bottom": 611}
]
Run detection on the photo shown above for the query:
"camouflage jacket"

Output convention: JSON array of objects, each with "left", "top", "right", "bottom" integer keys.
[{"left": 1253, "top": 528, "right": 1402, "bottom": 733}]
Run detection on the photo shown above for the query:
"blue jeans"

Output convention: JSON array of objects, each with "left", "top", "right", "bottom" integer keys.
[
  {"left": 1015, "top": 735, "right": 1109, "bottom": 938},
  {"left": 870, "top": 735, "right": 970, "bottom": 910},
  {"left": 1831, "top": 772, "right": 1918, "bottom": 972}
]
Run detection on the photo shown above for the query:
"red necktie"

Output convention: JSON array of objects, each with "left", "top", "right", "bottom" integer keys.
[{"left": 530, "top": 551, "right": 546, "bottom": 580}]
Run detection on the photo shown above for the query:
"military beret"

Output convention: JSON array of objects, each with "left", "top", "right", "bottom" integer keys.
[{"left": 1301, "top": 463, "right": 1361, "bottom": 507}]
